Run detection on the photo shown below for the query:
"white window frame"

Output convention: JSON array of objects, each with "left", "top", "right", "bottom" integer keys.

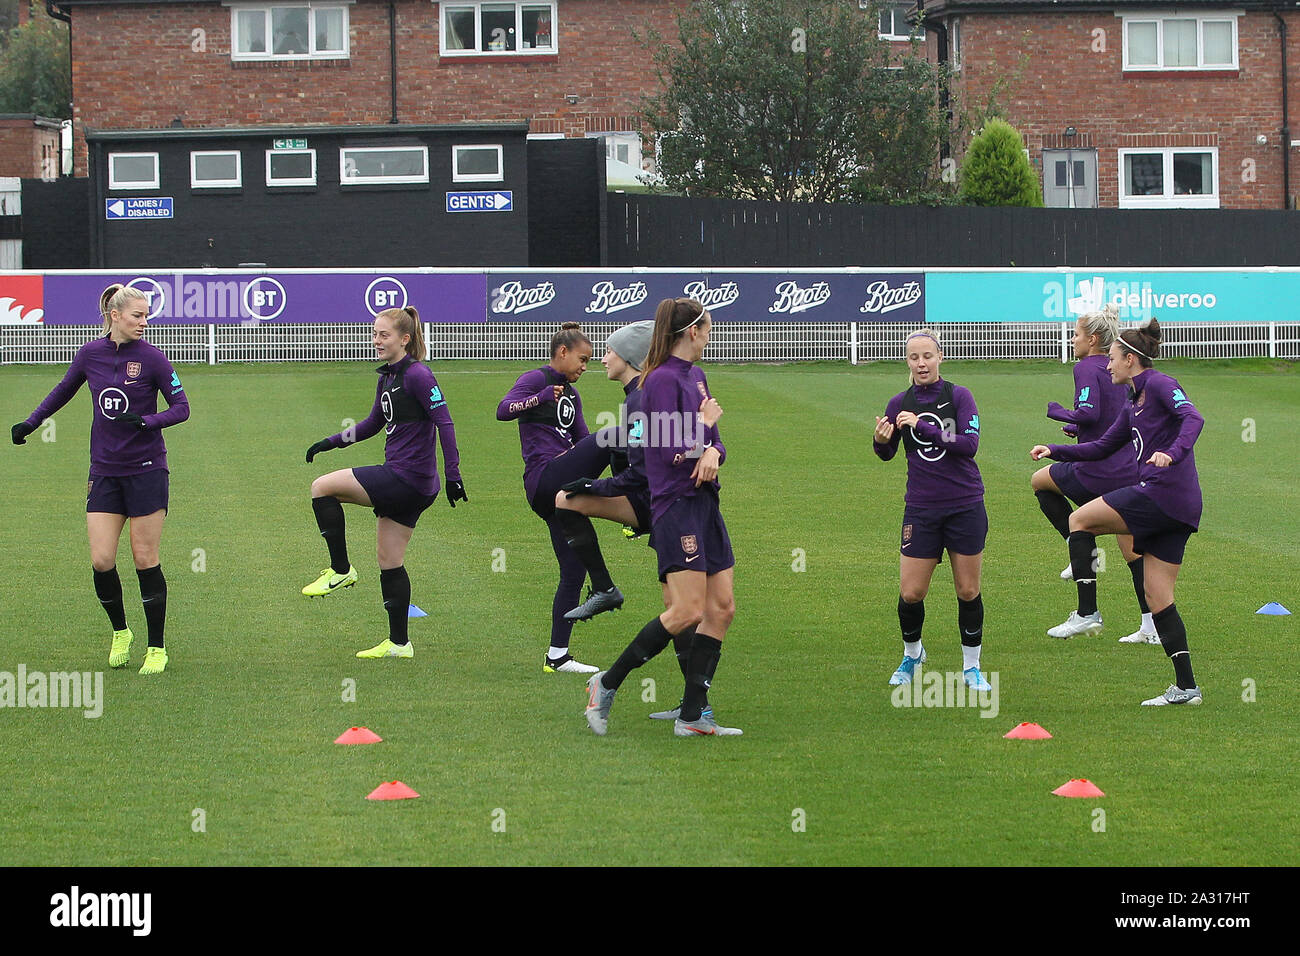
[
  {"left": 228, "top": 2, "right": 351, "bottom": 62},
  {"left": 438, "top": 1, "right": 558, "bottom": 57},
  {"left": 868, "top": 1, "right": 913, "bottom": 41},
  {"left": 108, "top": 152, "right": 160, "bottom": 190},
  {"left": 1119, "top": 12, "right": 1240, "bottom": 71},
  {"left": 265, "top": 148, "right": 317, "bottom": 187},
  {"left": 339, "top": 146, "right": 430, "bottom": 185},
  {"left": 452, "top": 144, "right": 504, "bottom": 182},
  {"left": 950, "top": 16, "right": 961, "bottom": 71},
  {"left": 190, "top": 150, "right": 243, "bottom": 188},
  {"left": 1118, "top": 147, "right": 1219, "bottom": 208}
]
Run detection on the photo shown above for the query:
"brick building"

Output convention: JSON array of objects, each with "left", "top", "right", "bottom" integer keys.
[
  {"left": 920, "top": 0, "right": 1300, "bottom": 209},
  {"left": 53, "top": 0, "right": 690, "bottom": 178},
  {"left": 0, "top": 115, "right": 62, "bottom": 179}
]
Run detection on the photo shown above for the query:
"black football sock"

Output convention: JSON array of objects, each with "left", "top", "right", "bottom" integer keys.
[
  {"left": 672, "top": 625, "right": 696, "bottom": 682},
  {"left": 136, "top": 565, "right": 167, "bottom": 649},
  {"left": 311, "top": 496, "right": 350, "bottom": 575},
  {"left": 93, "top": 567, "right": 128, "bottom": 631},
  {"left": 1068, "top": 531, "right": 1098, "bottom": 616},
  {"left": 1035, "top": 490, "right": 1073, "bottom": 540},
  {"left": 680, "top": 632, "right": 722, "bottom": 723},
  {"left": 554, "top": 508, "right": 615, "bottom": 593},
  {"left": 958, "top": 594, "right": 984, "bottom": 647},
  {"left": 898, "top": 596, "right": 924, "bottom": 644},
  {"left": 380, "top": 566, "right": 411, "bottom": 646},
  {"left": 1153, "top": 604, "right": 1196, "bottom": 689},
  {"left": 1128, "top": 557, "right": 1150, "bottom": 614},
  {"left": 604, "top": 617, "right": 673, "bottom": 691}
]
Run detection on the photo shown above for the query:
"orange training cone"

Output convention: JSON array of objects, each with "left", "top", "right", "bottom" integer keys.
[
  {"left": 1004, "top": 722, "right": 1052, "bottom": 740},
  {"left": 1052, "top": 779, "right": 1105, "bottom": 798},
  {"left": 366, "top": 780, "right": 419, "bottom": 800},
  {"left": 335, "top": 726, "right": 382, "bottom": 745}
]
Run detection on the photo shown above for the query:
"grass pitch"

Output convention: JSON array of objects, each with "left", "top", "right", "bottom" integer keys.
[{"left": 0, "top": 358, "right": 1295, "bottom": 866}]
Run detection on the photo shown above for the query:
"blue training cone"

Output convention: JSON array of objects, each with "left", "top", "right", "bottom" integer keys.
[
  {"left": 1256, "top": 602, "right": 1291, "bottom": 616},
  {"left": 408, "top": 604, "right": 428, "bottom": 618}
]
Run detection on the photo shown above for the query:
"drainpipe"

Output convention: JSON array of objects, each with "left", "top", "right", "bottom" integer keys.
[
  {"left": 1275, "top": 9, "right": 1291, "bottom": 208},
  {"left": 389, "top": 3, "right": 399, "bottom": 124},
  {"left": 918, "top": 2, "right": 952, "bottom": 163},
  {"left": 47, "top": 2, "right": 73, "bottom": 177}
]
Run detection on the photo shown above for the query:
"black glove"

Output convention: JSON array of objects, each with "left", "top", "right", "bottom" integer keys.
[
  {"left": 561, "top": 477, "right": 596, "bottom": 498},
  {"left": 446, "top": 479, "right": 468, "bottom": 508},
  {"left": 11, "top": 422, "right": 35, "bottom": 445},
  {"left": 120, "top": 412, "right": 147, "bottom": 431},
  {"left": 306, "top": 439, "right": 332, "bottom": 463}
]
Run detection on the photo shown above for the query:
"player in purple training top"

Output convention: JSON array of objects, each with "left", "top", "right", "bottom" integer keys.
[
  {"left": 11, "top": 283, "right": 189, "bottom": 675},
  {"left": 1031, "top": 304, "right": 1155, "bottom": 644},
  {"left": 873, "top": 329, "right": 991, "bottom": 692},
  {"left": 303, "top": 306, "right": 465, "bottom": 660},
  {"left": 1032, "top": 318, "right": 1205, "bottom": 706},
  {"left": 583, "top": 298, "right": 741, "bottom": 738},
  {"left": 497, "top": 322, "right": 617, "bottom": 674},
  {"left": 553, "top": 318, "right": 655, "bottom": 622}
]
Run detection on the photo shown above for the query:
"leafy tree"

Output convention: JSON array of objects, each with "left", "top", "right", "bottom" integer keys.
[
  {"left": 0, "top": 16, "right": 71, "bottom": 119},
  {"left": 637, "top": 0, "right": 959, "bottom": 205},
  {"left": 959, "top": 118, "right": 1043, "bottom": 206}
]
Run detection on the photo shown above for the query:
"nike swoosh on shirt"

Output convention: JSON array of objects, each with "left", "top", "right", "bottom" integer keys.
[
  {"left": 937, "top": 402, "right": 950, "bottom": 409},
  {"left": 685, "top": 555, "right": 700, "bottom": 563}
]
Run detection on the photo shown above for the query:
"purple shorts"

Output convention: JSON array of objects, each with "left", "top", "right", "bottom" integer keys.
[
  {"left": 652, "top": 489, "right": 734, "bottom": 581},
  {"left": 901, "top": 502, "right": 987, "bottom": 560},
  {"left": 87, "top": 470, "right": 169, "bottom": 517},
  {"left": 353, "top": 465, "right": 437, "bottom": 529},
  {"left": 628, "top": 488, "right": 652, "bottom": 534},
  {"left": 1103, "top": 486, "right": 1196, "bottom": 564},
  {"left": 1049, "top": 461, "right": 1101, "bottom": 507}
]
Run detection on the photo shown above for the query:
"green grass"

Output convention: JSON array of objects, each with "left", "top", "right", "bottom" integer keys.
[{"left": 0, "top": 358, "right": 1295, "bottom": 866}]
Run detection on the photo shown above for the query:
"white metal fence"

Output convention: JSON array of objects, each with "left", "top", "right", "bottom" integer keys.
[{"left": 2, "top": 321, "right": 1297, "bottom": 365}]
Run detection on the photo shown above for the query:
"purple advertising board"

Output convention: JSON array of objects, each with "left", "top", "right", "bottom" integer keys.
[
  {"left": 486, "top": 271, "right": 924, "bottom": 324},
  {"left": 39, "top": 272, "right": 488, "bottom": 325}
]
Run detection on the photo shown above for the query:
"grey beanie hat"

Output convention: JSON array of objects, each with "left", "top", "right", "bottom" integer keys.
[{"left": 605, "top": 319, "right": 654, "bottom": 370}]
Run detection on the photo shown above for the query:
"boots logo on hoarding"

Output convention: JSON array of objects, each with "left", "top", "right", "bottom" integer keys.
[
  {"left": 586, "top": 281, "right": 648, "bottom": 315},
  {"left": 769, "top": 280, "right": 830, "bottom": 315},
  {"left": 859, "top": 279, "right": 922, "bottom": 315},
  {"left": 682, "top": 280, "right": 740, "bottom": 310},
  {"left": 492, "top": 280, "right": 556, "bottom": 315}
]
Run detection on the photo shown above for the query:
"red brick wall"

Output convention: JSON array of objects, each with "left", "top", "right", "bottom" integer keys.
[
  {"left": 947, "top": 11, "right": 1298, "bottom": 209},
  {"left": 0, "top": 122, "right": 60, "bottom": 178},
  {"left": 70, "top": 0, "right": 688, "bottom": 174}
]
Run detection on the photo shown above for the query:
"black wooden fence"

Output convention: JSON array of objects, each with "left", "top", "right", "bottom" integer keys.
[{"left": 607, "top": 193, "right": 1300, "bottom": 267}]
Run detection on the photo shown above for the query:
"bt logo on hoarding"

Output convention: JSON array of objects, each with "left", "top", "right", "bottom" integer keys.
[{"left": 366, "top": 277, "right": 409, "bottom": 316}]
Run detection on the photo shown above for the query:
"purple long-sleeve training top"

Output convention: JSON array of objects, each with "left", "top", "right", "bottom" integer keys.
[
  {"left": 1046, "top": 353, "right": 1137, "bottom": 494},
  {"left": 640, "top": 356, "right": 727, "bottom": 525},
  {"left": 1047, "top": 368, "right": 1204, "bottom": 529},
  {"left": 497, "top": 366, "right": 590, "bottom": 503},
  {"left": 326, "top": 356, "right": 459, "bottom": 497},
  {"left": 873, "top": 379, "right": 983, "bottom": 510},
  {"left": 24, "top": 336, "right": 189, "bottom": 476}
]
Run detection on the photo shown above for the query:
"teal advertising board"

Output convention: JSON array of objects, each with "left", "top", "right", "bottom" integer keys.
[{"left": 924, "top": 270, "right": 1299, "bottom": 323}]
